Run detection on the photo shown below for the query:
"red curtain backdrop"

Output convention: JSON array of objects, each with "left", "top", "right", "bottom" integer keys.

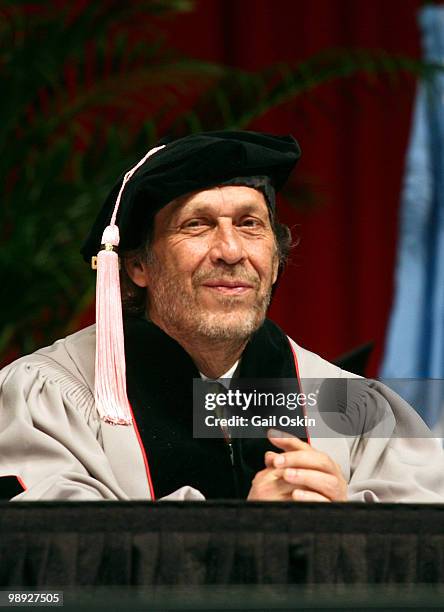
[{"left": 157, "top": 0, "right": 422, "bottom": 375}]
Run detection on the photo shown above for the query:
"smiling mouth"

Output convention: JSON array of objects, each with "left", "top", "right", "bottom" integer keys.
[{"left": 201, "top": 280, "right": 255, "bottom": 295}]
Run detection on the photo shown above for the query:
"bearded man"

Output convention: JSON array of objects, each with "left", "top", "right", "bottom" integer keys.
[{"left": 1, "top": 131, "right": 443, "bottom": 502}]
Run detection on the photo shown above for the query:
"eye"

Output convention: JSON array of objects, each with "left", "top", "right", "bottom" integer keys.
[
  {"left": 182, "top": 218, "right": 210, "bottom": 229},
  {"left": 239, "top": 217, "right": 263, "bottom": 228}
]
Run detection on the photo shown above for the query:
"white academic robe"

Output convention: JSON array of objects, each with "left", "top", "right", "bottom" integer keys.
[{"left": 0, "top": 325, "right": 443, "bottom": 502}]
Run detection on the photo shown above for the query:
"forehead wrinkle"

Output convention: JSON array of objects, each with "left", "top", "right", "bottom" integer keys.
[
  {"left": 180, "top": 190, "right": 268, "bottom": 217},
  {"left": 181, "top": 202, "right": 267, "bottom": 216}
]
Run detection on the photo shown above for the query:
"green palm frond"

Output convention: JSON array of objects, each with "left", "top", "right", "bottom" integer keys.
[
  {"left": 0, "top": 1, "right": 220, "bottom": 160},
  {"left": 170, "top": 48, "right": 441, "bottom": 135}
]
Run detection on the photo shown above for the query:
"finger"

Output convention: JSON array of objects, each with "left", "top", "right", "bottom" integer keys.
[
  {"left": 282, "top": 468, "right": 342, "bottom": 501},
  {"left": 271, "top": 475, "right": 298, "bottom": 497},
  {"left": 267, "top": 429, "right": 310, "bottom": 453},
  {"left": 265, "top": 451, "right": 280, "bottom": 468},
  {"left": 249, "top": 468, "right": 298, "bottom": 501},
  {"left": 256, "top": 466, "right": 286, "bottom": 483},
  {"left": 271, "top": 449, "right": 334, "bottom": 473},
  {"left": 292, "top": 488, "right": 330, "bottom": 502}
]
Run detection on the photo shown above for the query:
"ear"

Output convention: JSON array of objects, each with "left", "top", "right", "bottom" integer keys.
[
  {"left": 272, "top": 252, "right": 279, "bottom": 285},
  {"left": 124, "top": 257, "right": 150, "bottom": 288}
]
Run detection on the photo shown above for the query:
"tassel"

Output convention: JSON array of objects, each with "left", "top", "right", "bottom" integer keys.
[
  {"left": 95, "top": 225, "right": 132, "bottom": 425},
  {"left": 93, "top": 144, "right": 165, "bottom": 425}
]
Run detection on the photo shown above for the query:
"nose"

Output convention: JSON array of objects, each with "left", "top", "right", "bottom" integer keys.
[{"left": 208, "top": 220, "right": 245, "bottom": 265}]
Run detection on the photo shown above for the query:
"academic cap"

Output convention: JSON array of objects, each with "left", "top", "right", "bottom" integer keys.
[
  {"left": 81, "top": 130, "right": 301, "bottom": 261},
  {"left": 86, "top": 130, "right": 301, "bottom": 432}
]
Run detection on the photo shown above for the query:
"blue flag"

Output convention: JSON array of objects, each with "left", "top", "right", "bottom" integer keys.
[{"left": 381, "top": 6, "right": 444, "bottom": 430}]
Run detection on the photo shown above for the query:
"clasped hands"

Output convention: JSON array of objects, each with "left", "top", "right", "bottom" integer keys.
[{"left": 247, "top": 429, "right": 348, "bottom": 502}]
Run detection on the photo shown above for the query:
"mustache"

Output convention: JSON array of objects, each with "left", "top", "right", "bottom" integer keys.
[{"left": 193, "top": 266, "right": 259, "bottom": 288}]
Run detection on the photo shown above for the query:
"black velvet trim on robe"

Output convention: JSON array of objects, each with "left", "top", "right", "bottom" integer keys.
[
  {"left": 123, "top": 316, "right": 303, "bottom": 500},
  {"left": 0, "top": 476, "right": 24, "bottom": 500}
]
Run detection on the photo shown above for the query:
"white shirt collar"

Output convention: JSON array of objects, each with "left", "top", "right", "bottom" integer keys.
[{"left": 199, "top": 359, "right": 240, "bottom": 388}]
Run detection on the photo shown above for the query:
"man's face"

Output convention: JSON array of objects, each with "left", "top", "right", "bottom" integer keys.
[{"left": 129, "top": 186, "right": 279, "bottom": 342}]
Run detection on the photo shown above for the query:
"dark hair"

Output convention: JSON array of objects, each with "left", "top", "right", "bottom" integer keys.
[{"left": 120, "top": 208, "right": 294, "bottom": 316}]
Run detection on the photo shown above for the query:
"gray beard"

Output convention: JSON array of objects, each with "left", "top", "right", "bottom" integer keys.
[
  {"left": 194, "top": 293, "right": 271, "bottom": 341},
  {"left": 146, "top": 264, "right": 272, "bottom": 343}
]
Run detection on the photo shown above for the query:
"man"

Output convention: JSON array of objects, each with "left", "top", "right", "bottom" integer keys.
[{"left": 1, "top": 130, "right": 443, "bottom": 502}]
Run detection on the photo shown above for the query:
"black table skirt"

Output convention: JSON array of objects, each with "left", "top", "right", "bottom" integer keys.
[{"left": 1, "top": 501, "right": 444, "bottom": 587}]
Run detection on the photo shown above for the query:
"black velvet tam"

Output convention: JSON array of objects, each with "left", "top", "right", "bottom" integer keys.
[{"left": 81, "top": 130, "right": 301, "bottom": 261}]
